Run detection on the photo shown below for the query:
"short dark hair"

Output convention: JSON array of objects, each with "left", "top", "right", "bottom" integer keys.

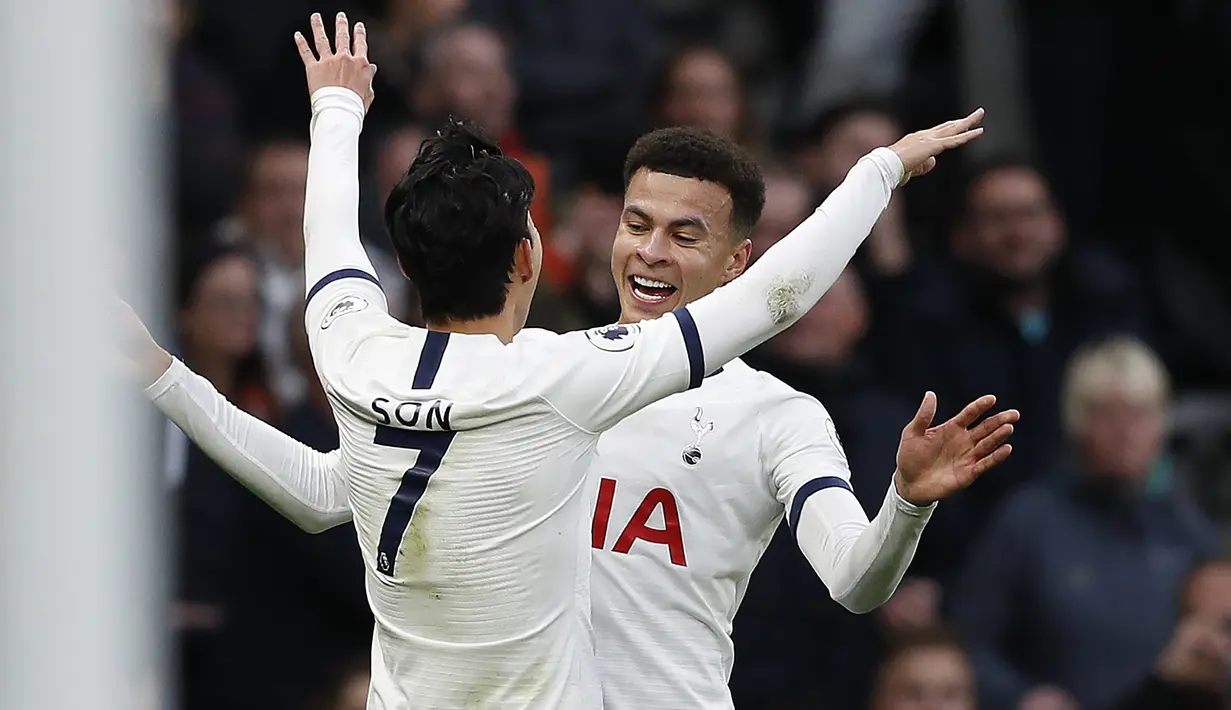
[
  {"left": 383, "top": 118, "right": 535, "bottom": 323},
  {"left": 788, "top": 96, "right": 898, "bottom": 150},
  {"left": 957, "top": 153, "right": 1049, "bottom": 219},
  {"left": 623, "top": 126, "right": 765, "bottom": 238},
  {"left": 176, "top": 238, "right": 255, "bottom": 309}
]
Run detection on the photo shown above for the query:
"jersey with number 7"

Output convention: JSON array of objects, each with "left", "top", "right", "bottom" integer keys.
[{"left": 302, "top": 87, "right": 904, "bottom": 709}]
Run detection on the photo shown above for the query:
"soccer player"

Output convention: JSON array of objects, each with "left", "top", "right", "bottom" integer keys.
[{"left": 133, "top": 11, "right": 994, "bottom": 709}]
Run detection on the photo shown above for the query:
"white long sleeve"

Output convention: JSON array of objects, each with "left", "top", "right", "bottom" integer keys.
[
  {"left": 303, "top": 87, "right": 381, "bottom": 291},
  {"left": 797, "top": 483, "right": 934, "bottom": 613},
  {"left": 144, "top": 358, "right": 352, "bottom": 533},
  {"left": 686, "top": 147, "right": 902, "bottom": 372}
]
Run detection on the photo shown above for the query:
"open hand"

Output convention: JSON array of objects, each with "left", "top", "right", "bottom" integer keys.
[
  {"left": 294, "top": 12, "right": 377, "bottom": 111},
  {"left": 888, "top": 108, "right": 985, "bottom": 186},
  {"left": 894, "top": 392, "right": 1019, "bottom": 506}
]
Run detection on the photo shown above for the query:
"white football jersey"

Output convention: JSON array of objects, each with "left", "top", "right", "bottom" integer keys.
[
  {"left": 193, "top": 84, "right": 907, "bottom": 710},
  {"left": 305, "top": 272, "right": 711, "bottom": 710},
  {"left": 587, "top": 359, "right": 851, "bottom": 710}
]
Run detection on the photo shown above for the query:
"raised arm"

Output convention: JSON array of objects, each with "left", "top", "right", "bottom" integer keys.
[
  {"left": 769, "top": 391, "right": 1017, "bottom": 613},
  {"left": 296, "top": 12, "right": 380, "bottom": 290},
  {"left": 685, "top": 110, "right": 984, "bottom": 373},
  {"left": 539, "top": 112, "right": 986, "bottom": 432},
  {"left": 147, "top": 359, "right": 352, "bottom": 533},
  {"left": 118, "top": 300, "right": 352, "bottom": 533}
]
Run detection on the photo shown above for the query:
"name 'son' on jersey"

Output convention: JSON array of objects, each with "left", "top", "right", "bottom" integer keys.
[{"left": 371, "top": 397, "right": 456, "bottom": 431}]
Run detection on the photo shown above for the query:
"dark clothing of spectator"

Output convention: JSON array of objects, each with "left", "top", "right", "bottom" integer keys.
[
  {"left": 176, "top": 443, "right": 248, "bottom": 710},
  {"left": 174, "top": 43, "right": 244, "bottom": 233},
  {"left": 213, "top": 404, "right": 371, "bottom": 710},
  {"left": 467, "top": 0, "right": 660, "bottom": 187},
  {"left": 874, "top": 244, "right": 1150, "bottom": 575},
  {"left": 1113, "top": 673, "right": 1227, "bottom": 710},
  {"left": 954, "top": 474, "right": 1220, "bottom": 710}
]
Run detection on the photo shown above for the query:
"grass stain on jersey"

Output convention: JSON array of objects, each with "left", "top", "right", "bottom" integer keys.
[
  {"left": 401, "top": 499, "right": 432, "bottom": 579},
  {"left": 766, "top": 271, "right": 813, "bottom": 325}
]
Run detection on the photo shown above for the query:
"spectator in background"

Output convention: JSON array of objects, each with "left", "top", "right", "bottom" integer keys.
[
  {"left": 653, "top": 46, "right": 755, "bottom": 148},
  {"left": 1117, "top": 559, "right": 1231, "bottom": 710},
  {"left": 789, "top": 100, "right": 914, "bottom": 280},
  {"left": 869, "top": 627, "right": 977, "bottom": 710},
  {"left": 309, "top": 658, "right": 371, "bottom": 710},
  {"left": 545, "top": 139, "right": 631, "bottom": 329},
  {"left": 169, "top": 0, "right": 243, "bottom": 233},
  {"left": 410, "top": 20, "right": 553, "bottom": 236},
  {"left": 169, "top": 242, "right": 270, "bottom": 710},
  {"left": 468, "top": 0, "right": 660, "bottom": 186},
  {"left": 954, "top": 337, "right": 1220, "bottom": 710},
  {"left": 214, "top": 138, "right": 404, "bottom": 408},
  {"left": 367, "top": 123, "right": 428, "bottom": 321},
  {"left": 876, "top": 157, "right": 1150, "bottom": 566},
  {"left": 373, "top": 124, "right": 428, "bottom": 206},
  {"left": 365, "top": 0, "right": 464, "bottom": 130},
  {"left": 210, "top": 308, "right": 373, "bottom": 710}
]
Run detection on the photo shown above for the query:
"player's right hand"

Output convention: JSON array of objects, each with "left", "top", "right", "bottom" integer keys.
[
  {"left": 295, "top": 12, "right": 377, "bottom": 111},
  {"left": 887, "top": 108, "right": 985, "bottom": 186}
]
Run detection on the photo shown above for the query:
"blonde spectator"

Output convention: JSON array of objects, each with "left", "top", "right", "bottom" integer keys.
[{"left": 954, "top": 336, "right": 1219, "bottom": 710}]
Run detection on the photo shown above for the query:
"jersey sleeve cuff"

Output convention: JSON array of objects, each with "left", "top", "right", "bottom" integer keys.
[
  {"left": 890, "top": 481, "right": 938, "bottom": 517},
  {"left": 144, "top": 356, "right": 187, "bottom": 401},
  {"left": 866, "top": 147, "right": 906, "bottom": 189},
  {"left": 310, "top": 87, "right": 365, "bottom": 119}
]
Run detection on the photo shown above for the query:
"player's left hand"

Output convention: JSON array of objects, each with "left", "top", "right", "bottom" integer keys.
[
  {"left": 295, "top": 12, "right": 377, "bottom": 111},
  {"left": 893, "top": 392, "right": 1019, "bottom": 506},
  {"left": 114, "top": 298, "right": 173, "bottom": 387}
]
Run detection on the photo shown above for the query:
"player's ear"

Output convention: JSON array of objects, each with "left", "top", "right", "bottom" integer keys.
[
  {"left": 512, "top": 237, "right": 535, "bottom": 284},
  {"left": 723, "top": 238, "right": 752, "bottom": 284}
]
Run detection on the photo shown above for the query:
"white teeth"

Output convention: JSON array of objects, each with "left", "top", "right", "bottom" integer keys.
[
  {"left": 632, "top": 286, "right": 670, "bottom": 303},
  {"left": 631, "top": 275, "right": 675, "bottom": 289}
]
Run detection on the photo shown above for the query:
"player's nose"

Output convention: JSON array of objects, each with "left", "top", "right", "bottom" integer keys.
[{"left": 635, "top": 230, "right": 672, "bottom": 265}]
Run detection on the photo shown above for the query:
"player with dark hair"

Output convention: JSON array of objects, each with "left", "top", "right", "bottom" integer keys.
[{"left": 130, "top": 11, "right": 998, "bottom": 709}]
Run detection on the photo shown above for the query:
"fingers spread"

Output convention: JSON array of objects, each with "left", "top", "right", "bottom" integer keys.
[
  {"left": 973, "top": 444, "right": 1013, "bottom": 477},
  {"left": 952, "top": 394, "right": 996, "bottom": 429},
  {"left": 294, "top": 31, "right": 316, "bottom": 65},
  {"left": 311, "top": 13, "right": 332, "bottom": 58},
  {"left": 941, "top": 127, "right": 984, "bottom": 149},
  {"left": 353, "top": 21, "right": 369, "bottom": 58},
  {"left": 959, "top": 107, "right": 986, "bottom": 130},
  {"left": 969, "top": 408, "right": 1020, "bottom": 441},
  {"left": 334, "top": 12, "right": 351, "bottom": 55},
  {"left": 971, "top": 423, "right": 1014, "bottom": 460}
]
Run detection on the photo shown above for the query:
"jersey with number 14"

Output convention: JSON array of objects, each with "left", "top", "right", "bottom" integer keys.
[{"left": 305, "top": 270, "right": 713, "bottom": 710}]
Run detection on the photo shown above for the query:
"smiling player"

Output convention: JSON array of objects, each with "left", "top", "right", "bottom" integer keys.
[{"left": 128, "top": 16, "right": 1004, "bottom": 707}]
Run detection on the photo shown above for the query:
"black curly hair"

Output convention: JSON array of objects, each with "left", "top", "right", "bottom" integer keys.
[
  {"left": 622, "top": 126, "right": 765, "bottom": 238},
  {"left": 383, "top": 118, "right": 536, "bottom": 323}
]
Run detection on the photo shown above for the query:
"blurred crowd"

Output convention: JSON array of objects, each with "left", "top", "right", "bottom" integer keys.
[{"left": 163, "top": 0, "right": 1231, "bottom": 708}]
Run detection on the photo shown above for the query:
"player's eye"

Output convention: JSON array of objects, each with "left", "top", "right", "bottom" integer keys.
[
  {"left": 674, "top": 233, "right": 699, "bottom": 245},
  {"left": 624, "top": 221, "right": 650, "bottom": 234}
]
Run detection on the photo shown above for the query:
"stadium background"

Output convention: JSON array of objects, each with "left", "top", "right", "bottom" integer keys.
[{"left": 164, "top": 0, "right": 1231, "bottom": 708}]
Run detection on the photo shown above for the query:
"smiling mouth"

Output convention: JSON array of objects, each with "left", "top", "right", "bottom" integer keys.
[{"left": 628, "top": 275, "right": 678, "bottom": 305}]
